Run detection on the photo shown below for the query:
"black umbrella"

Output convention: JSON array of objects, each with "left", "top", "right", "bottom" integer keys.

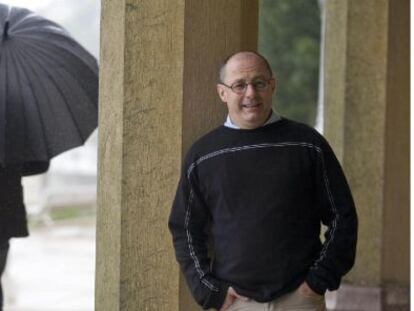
[{"left": 0, "top": 4, "right": 98, "bottom": 165}]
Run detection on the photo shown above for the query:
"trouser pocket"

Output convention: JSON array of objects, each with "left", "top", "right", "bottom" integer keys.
[
  {"left": 226, "top": 298, "right": 263, "bottom": 311},
  {"left": 271, "top": 289, "right": 326, "bottom": 311}
]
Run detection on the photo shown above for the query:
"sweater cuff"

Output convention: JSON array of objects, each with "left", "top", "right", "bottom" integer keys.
[
  {"left": 204, "top": 282, "right": 230, "bottom": 310},
  {"left": 305, "top": 273, "right": 327, "bottom": 295}
]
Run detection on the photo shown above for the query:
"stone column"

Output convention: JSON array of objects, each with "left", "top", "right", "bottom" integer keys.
[
  {"left": 95, "top": 1, "right": 258, "bottom": 310},
  {"left": 323, "top": 0, "right": 409, "bottom": 310}
]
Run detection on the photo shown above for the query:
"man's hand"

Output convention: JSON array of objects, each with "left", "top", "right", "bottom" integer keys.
[
  {"left": 297, "top": 281, "right": 322, "bottom": 298},
  {"left": 219, "top": 286, "right": 249, "bottom": 311}
]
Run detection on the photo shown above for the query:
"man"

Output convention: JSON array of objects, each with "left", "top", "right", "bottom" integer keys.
[{"left": 168, "top": 51, "right": 358, "bottom": 311}]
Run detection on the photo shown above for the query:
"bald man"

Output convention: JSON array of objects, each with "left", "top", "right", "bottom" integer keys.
[{"left": 169, "top": 51, "right": 358, "bottom": 311}]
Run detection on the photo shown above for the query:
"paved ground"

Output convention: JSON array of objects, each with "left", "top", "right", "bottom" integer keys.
[{"left": 3, "top": 218, "right": 95, "bottom": 311}]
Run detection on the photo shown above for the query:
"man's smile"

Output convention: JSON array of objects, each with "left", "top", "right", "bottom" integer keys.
[{"left": 242, "top": 102, "right": 262, "bottom": 109}]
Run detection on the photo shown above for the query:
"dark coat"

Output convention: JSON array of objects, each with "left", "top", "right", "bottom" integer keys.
[{"left": 0, "top": 162, "right": 49, "bottom": 242}]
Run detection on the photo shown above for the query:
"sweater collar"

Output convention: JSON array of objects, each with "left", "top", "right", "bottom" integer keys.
[{"left": 224, "top": 111, "right": 281, "bottom": 129}]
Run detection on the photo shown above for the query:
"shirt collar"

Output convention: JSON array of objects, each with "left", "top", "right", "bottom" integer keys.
[{"left": 224, "top": 111, "right": 281, "bottom": 129}]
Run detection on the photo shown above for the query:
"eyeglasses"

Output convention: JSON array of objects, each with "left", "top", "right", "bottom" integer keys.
[{"left": 219, "top": 78, "right": 273, "bottom": 95}]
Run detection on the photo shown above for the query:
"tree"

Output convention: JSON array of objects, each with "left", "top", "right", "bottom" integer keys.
[{"left": 259, "top": 0, "right": 321, "bottom": 126}]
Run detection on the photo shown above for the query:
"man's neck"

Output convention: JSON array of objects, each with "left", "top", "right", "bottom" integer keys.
[{"left": 224, "top": 111, "right": 280, "bottom": 129}]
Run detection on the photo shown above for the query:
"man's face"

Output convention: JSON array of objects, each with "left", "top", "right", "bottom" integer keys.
[{"left": 216, "top": 54, "right": 276, "bottom": 129}]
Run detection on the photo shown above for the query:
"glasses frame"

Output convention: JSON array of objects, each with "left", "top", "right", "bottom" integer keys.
[{"left": 219, "top": 78, "right": 274, "bottom": 95}]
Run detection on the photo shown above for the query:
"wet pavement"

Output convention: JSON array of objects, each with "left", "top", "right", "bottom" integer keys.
[{"left": 3, "top": 218, "right": 95, "bottom": 311}]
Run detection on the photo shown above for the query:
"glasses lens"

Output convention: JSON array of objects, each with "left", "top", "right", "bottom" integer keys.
[
  {"left": 253, "top": 80, "right": 267, "bottom": 90},
  {"left": 231, "top": 82, "right": 247, "bottom": 94}
]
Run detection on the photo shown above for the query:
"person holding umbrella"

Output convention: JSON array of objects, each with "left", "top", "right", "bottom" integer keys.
[
  {"left": 0, "top": 4, "right": 98, "bottom": 309},
  {"left": 0, "top": 161, "right": 49, "bottom": 308}
]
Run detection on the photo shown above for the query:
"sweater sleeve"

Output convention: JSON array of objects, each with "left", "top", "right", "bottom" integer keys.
[
  {"left": 168, "top": 155, "right": 229, "bottom": 310},
  {"left": 306, "top": 136, "right": 358, "bottom": 295}
]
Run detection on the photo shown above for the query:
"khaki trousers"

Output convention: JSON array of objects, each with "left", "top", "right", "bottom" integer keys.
[{"left": 227, "top": 289, "right": 326, "bottom": 311}]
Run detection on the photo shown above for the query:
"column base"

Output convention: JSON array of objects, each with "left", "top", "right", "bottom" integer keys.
[{"left": 326, "top": 284, "right": 409, "bottom": 311}]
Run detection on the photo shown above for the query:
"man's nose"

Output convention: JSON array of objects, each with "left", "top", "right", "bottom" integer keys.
[{"left": 244, "top": 83, "right": 257, "bottom": 97}]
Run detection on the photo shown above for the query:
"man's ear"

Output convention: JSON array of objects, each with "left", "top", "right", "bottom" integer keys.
[
  {"left": 270, "top": 78, "right": 277, "bottom": 94},
  {"left": 216, "top": 84, "right": 227, "bottom": 103}
]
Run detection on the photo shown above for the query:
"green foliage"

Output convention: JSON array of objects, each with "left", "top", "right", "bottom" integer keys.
[{"left": 258, "top": 0, "right": 321, "bottom": 126}]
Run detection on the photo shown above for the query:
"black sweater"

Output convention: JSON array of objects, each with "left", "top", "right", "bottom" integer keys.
[{"left": 168, "top": 118, "right": 358, "bottom": 310}]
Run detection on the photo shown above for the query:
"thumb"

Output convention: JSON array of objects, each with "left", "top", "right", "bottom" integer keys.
[{"left": 229, "top": 287, "right": 249, "bottom": 301}]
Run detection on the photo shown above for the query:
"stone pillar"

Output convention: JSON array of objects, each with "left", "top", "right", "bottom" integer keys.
[
  {"left": 323, "top": 0, "right": 409, "bottom": 310},
  {"left": 95, "top": 1, "right": 258, "bottom": 310}
]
